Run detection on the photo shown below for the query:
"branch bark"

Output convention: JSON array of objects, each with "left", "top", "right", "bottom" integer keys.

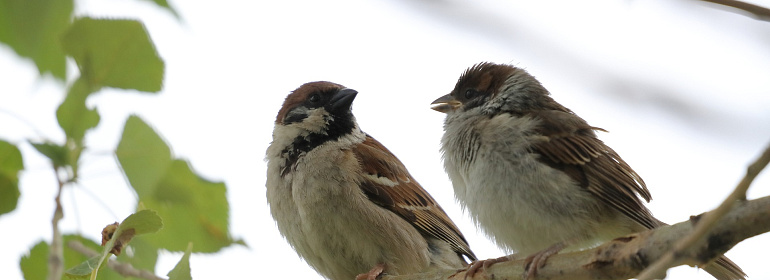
[
  {"left": 383, "top": 195, "right": 770, "bottom": 280},
  {"left": 47, "top": 167, "right": 65, "bottom": 280},
  {"left": 637, "top": 143, "right": 770, "bottom": 279},
  {"left": 695, "top": 0, "right": 770, "bottom": 21}
]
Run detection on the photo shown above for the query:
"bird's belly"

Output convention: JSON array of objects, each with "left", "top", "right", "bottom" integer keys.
[
  {"left": 288, "top": 177, "right": 431, "bottom": 280},
  {"left": 460, "top": 157, "right": 612, "bottom": 255}
]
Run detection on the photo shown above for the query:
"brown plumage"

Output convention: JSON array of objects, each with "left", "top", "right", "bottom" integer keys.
[
  {"left": 528, "top": 108, "right": 744, "bottom": 278},
  {"left": 433, "top": 62, "right": 746, "bottom": 280},
  {"left": 354, "top": 136, "right": 476, "bottom": 261},
  {"left": 267, "top": 81, "right": 475, "bottom": 280}
]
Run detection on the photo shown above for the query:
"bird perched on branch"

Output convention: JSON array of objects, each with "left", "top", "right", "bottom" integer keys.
[
  {"left": 267, "top": 81, "right": 476, "bottom": 280},
  {"left": 431, "top": 62, "right": 745, "bottom": 280}
]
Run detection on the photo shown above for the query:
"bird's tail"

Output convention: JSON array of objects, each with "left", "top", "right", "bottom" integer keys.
[
  {"left": 649, "top": 217, "right": 746, "bottom": 280},
  {"left": 702, "top": 255, "right": 746, "bottom": 280}
]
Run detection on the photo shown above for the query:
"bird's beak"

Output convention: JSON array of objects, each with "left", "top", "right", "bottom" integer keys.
[
  {"left": 329, "top": 88, "right": 358, "bottom": 114},
  {"left": 431, "top": 94, "right": 461, "bottom": 113}
]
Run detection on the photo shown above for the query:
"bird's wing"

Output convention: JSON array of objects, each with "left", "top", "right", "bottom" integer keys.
[
  {"left": 352, "top": 135, "right": 477, "bottom": 261},
  {"left": 528, "top": 110, "right": 657, "bottom": 229}
]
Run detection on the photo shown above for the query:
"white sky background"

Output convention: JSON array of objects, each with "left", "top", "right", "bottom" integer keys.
[{"left": 1, "top": 0, "right": 770, "bottom": 279}]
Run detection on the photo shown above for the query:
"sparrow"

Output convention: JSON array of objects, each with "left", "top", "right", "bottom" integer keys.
[
  {"left": 266, "top": 81, "right": 476, "bottom": 280},
  {"left": 431, "top": 62, "right": 746, "bottom": 280}
]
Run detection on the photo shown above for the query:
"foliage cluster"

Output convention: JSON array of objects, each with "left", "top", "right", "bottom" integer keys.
[{"left": 0, "top": 0, "right": 239, "bottom": 279}]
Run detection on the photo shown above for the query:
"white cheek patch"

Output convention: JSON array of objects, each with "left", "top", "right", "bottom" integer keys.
[
  {"left": 293, "top": 108, "right": 331, "bottom": 135},
  {"left": 270, "top": 125, "right": 304, "bottom": 151}
]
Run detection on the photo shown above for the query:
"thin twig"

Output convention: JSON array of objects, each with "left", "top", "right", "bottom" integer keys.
[
  {"left": 0, "top": 108, "right": 49, "bottom": 140},
  {"left": 47, "top": 165, "right": 65, "bottom": 280},
  {"left": 696, "top": 0, "right": 770, "bottom": 21},
  {"left": 72, "top": 183, "right": 120, "bottom": 221},
  {"left": 68, "top": 240, "right": 166, "bottom": 280},
  {"left": 636, "top": 142, "right": 770, "bottom": 280}
]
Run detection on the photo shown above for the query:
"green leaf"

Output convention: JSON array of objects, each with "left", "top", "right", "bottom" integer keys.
[
  {"left": 101, "top": 210, "right": 163, "bottom": 258},
  {"left": 22, "top": 235, "right": 122, "bottom": 280},
  {"left": 64, "top": 256, "right": 101, "bottom": 279},
  {"left": 20, "top": 241, "right": 47, "bottom": 280},
  {"left": 118, "top": 209, "right": 164, "bottom": 236},
  {"left": 116, "top": 116, "right": 235, "bottom": 253},
  {"left": 0, "top": 140, "right": 23, "bottom": 215},
  {"left": 167, "top": 243, "right": 193, "bottom": 280},
  {"left": 116, "top": 115, "right": 172, "bottom": 197},
  {"left": 61, "top": 17, "right": 164, "bottom": 92},
  {"left": 30, "top": 141, "right": 69, "bottom": 168},
  {"left": 115, "top": 236, "right": 158, "bottom": 272},
  {"left": 56, "top": 78, "right": 101, "bottom": 144},
  {"left": 144, "top": 160, "right": 233, "bottom": 252},
  {"left": 77, "top": 210, "right": 162, "bottom": 279},
  {"left": 133, "top": 161, "right": 233, "bottom": 252},
  {"left": 63, "top": 235, "right": 122, "bottom": 280},
  {"left": 0, "top": 0, "right": 72, "bottom": 80},
  {"left": 140, "top": 0, "right": 181, "bottom": 20}
]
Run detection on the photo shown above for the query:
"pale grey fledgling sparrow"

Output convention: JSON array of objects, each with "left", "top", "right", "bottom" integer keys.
[
  {"left": 431, "top": 62, "right": 745, "bottom": 280},
  {"left": 267, "top": 81, "right": 476, "bottom": 280}
]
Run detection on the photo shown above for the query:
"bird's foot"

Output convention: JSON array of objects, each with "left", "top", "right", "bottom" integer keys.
[
  {"left": 356, "top": 263, "right": 385, "bottom": 280},
  {"left": 523, "top": 242, "right": 567, "bottom": 280},
  {"left": 451, "top": 255, "right": 514, "bottom": 279}
]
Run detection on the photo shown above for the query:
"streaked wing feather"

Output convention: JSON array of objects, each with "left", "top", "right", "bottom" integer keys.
[
  {"left": 529, "top": 110, "right": 746, "bottom": 279},
  {"left": 354, "top": 135, "right": 477, "bottom": 261},
  {"left": 528, "top": 110, "right": 657, "bottom": 230}
]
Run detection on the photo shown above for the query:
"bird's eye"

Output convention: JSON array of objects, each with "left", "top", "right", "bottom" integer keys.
[
  {"left": 308, "top": 94, "right": 321, "bottom": 104},
  {"left": 464, "top": 89, "right": 477, "bottom": 99}
]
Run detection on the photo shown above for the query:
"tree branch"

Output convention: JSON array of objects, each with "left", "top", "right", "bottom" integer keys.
[
  {"left": 637, "top": 143, "right": 770, "bottom": 279},
  {"left": 383, "top": 195, "right": 770, "bottom": 280},
  {"left": 68, "top": 240, "right": 166, "bottom": 280},
  {"left": 47, "top": 166, "right": 65, "bottom": 280},
  {"left": 694, "top": 0, "right": 770, "bottom": 21}
]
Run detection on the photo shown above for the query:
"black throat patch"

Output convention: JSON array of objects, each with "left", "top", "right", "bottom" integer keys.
[{"left": 279, "top": 114, "right": 357, "bottom": 177}]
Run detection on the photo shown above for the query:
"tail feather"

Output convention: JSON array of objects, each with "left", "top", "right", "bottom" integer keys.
[
  {"left": 648, "top": 218, "right": 746, "bottom": 280},
  {"left": 702, "top": 255, "right": 746, "bottom": 280}
]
